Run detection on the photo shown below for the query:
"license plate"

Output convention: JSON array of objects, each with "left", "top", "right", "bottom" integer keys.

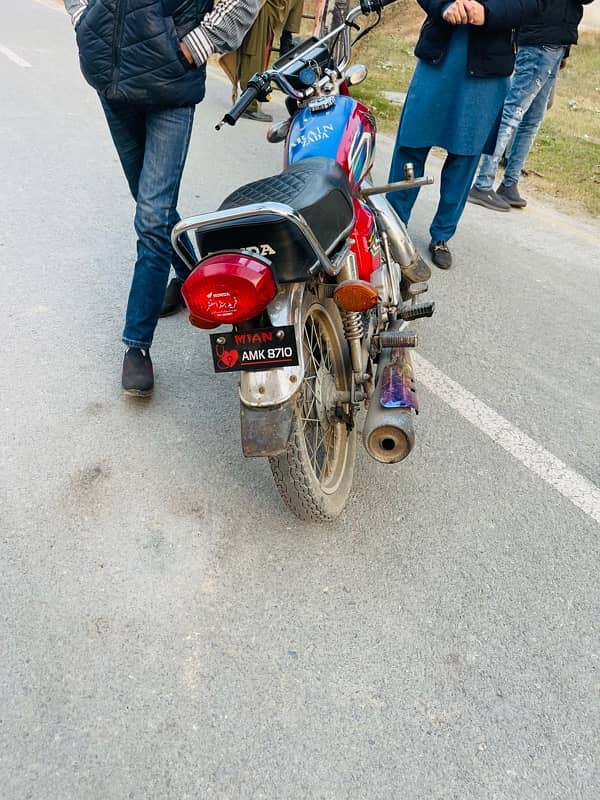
[{"left": 209, "top": 325, "right": 299, "bottom": 373}]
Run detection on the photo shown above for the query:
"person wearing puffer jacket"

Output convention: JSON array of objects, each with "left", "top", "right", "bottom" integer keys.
[{"left": 64, "top": 0, "right": 259, "bottom": 396}]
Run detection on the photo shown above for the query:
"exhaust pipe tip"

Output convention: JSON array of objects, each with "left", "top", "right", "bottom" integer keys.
[
  {"left": 363, "top": 333, "right": 417, "bottom": 465},
  {"left": 364, "top": 421, "right": 414, "bottom": 464}
]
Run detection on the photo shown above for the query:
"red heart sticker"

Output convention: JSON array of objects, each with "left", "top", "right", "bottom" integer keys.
[{"left": 219, "top": 349, "right": 239, "bottom": 369}]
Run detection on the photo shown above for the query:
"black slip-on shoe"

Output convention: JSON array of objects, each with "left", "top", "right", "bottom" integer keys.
[
  {"left": 122, "top": 348, "right": 154, "bottom": 398},
  {"left": 468, "top": 186, "right": 511, "bottom": 212},
  {"left": 428, "top": 240, "right": 453, "bottom": 270},
  {"left": 497, "top": 182, "right": 527, "bottom": 208},
  {"left": 159, "top": 277, "right": 186, "bottom": 317}
]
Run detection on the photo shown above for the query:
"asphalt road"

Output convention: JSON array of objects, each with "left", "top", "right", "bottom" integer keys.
[{"left": 1, "top": 2, "right": 600, "bottom": 798}]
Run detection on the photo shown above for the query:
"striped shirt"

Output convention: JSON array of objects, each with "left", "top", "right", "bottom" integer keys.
[{"left": 63, "top": 0, "right": 260, "bottom": 66}]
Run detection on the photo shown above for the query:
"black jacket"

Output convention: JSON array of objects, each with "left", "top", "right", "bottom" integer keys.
[
  {"left": 414, "top": 0, "right": 542, "bottom": 77},
  {"left": 519, "top": 0, "right": 594, "bottom": 46},
  {"left": 75, "top": 0, "right": 213, "bottom": 107}
]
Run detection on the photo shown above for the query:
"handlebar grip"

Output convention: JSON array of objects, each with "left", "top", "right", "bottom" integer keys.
[{"left": 222, "top": 86, "right": 259, "bottom": 127}]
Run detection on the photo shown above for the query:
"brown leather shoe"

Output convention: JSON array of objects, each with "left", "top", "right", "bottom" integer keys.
[{"left": 402, "top": 255, "right": 431, "bottom": 284}]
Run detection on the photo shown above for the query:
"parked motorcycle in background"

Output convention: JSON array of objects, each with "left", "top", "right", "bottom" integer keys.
[{"left": 172, "top": 0, "right": 435, "bottom": 521}]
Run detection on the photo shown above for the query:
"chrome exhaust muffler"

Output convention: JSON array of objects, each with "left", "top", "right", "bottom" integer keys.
[{"left": 363, "top": 324, "right": 417, "bottom": 464}]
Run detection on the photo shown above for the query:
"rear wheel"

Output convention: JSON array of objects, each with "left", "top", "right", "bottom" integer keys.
[{"left": 269, "top": 294, "right": 356, "bottom": 521}]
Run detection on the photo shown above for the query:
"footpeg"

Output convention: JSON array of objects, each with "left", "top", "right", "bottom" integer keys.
[
  {"left": 399, "top": 301, "right": 435, "bottom": 321},
  {"left": 379, "top": 329, "right": 417, "bottom": 348}
]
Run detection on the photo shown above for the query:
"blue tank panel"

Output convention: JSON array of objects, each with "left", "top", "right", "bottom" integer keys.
[{"left": 287, "top": 95, "right": 356, "bottom": 164}]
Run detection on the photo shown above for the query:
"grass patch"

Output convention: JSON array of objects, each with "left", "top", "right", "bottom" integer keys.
[{"left": 351, "top": 86, "right": 401, "bottom": 127}]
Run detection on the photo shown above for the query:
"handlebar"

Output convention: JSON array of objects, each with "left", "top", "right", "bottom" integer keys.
[
  {"left": 217, "top": 86, "right": 259, "bottom": 129},
  {"left": 215, "top": 70, "right": 276, "bottom": 130},
  {"left": 360, "top": 0, "right": 396, "bottom": 12}
]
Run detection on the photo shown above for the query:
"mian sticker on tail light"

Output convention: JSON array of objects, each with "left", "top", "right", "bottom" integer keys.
[{"left": 181, "top": 252, "right": 277, "bottom": 328}]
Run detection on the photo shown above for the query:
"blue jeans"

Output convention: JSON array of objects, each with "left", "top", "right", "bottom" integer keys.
[
  {"left": 474, "top": 45, "right": 565, "bottom": 191},
  {"left": 101, "top": 100, "right": 196, "bottom": 349},
  {"left": 387, "top": 146, "right": 480, "bottom": 242}
]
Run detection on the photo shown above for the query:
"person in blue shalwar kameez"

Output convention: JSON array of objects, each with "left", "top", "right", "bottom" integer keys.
[{"left": 387, "top": 0, "right": 541, "bottom": 269}]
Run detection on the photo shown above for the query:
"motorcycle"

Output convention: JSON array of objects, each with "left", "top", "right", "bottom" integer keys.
[{"left": 171, "top": 0, "right": 435, "bottom": 522}]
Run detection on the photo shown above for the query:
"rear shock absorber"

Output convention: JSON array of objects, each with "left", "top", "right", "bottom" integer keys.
[
  {"left": 341, "top": 310, "right": 367, "bottom": 385},
  {"left": 342, "top": 309, "right": 363, "bottom": 340}
]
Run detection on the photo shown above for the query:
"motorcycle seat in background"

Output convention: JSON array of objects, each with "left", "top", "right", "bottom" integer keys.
[{"left": 195, "top": 157, "right": 355, "bottom": 282}]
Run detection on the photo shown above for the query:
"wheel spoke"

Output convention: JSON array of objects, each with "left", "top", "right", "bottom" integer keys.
[
  {"left": 303, "top": 323, "right": 317, "bottom": 377},
  {"left": 303, "top": 383, "right": 317, "bottom": 422}
]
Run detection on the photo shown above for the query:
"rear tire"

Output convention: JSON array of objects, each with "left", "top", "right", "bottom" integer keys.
[{"left": 269, "top": 294, "right": 356, "bottom": 521}]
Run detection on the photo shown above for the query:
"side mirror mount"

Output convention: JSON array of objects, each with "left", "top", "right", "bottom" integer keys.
[{"left": 344, "top": 64, "right": 368, "bottom": 86}]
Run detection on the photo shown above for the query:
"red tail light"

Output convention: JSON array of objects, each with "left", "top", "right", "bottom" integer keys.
[{"left": 181, "top": 252, "right": 277, "bottom": 328}]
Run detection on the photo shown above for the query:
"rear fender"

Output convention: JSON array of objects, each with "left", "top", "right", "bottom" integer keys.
[
  {"left": 239, "top": 283, "right": 305, "bottom": 457},
  {"left": 239, "top": 282, "right": 306, "bottom": 408}
]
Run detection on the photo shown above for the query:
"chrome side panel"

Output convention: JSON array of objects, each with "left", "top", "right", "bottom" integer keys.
[{"left": 239, "top": 283, "right": 305, "bottom": 408}]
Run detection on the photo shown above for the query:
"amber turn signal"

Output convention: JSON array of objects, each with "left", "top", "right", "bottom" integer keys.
[{"left": 333, "top": 280, "right": 378, "bottom": 312}]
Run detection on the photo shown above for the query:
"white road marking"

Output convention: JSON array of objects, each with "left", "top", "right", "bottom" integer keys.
[
  {"left": 413, "top": 352, "right": 600, "bottom": 526},
  {"left": 0, "top": 45, "right": 32, "bottom": 68},
  {"left": 33, "top": 0, "right": 64, "bottom": 10}
]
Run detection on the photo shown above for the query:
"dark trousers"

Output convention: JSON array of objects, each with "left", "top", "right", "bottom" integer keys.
[{"left": 387, "top": 144, "right": 480, "bottom": 242}]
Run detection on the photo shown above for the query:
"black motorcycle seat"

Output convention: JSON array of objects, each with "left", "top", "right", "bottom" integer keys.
[{"left": 219, "top": 156, "right": 354, "bottom": 255}]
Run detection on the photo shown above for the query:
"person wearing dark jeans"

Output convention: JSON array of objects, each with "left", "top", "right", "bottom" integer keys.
[
  {"left": 387, "top": 0, "right": 540, "bottom": 270},
  {"left": 469, "top": 0, "right": 593, "bottom": 212},
  {"left": 65, "top": 0, "right": 259, "bottom": 396},
  {"left": 100, "top": 101, "right": 197, "bottom": 344}
]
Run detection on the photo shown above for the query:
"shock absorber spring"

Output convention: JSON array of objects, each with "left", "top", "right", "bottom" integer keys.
[
  {"left": 341, "top": 311, "right": 366, "bottom": 383},
  {"left": 341, "top": 311, "right": 363, "bottom": 341}
]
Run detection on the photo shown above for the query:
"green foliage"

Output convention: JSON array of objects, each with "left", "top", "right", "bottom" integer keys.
[{"left": 351, "top": 86, "right": 401, "bottom": 126}]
